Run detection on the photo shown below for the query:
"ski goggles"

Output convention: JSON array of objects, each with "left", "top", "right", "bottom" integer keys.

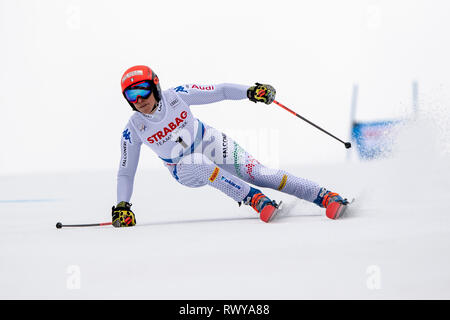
[{"left": 123, "top": 81, "right": 153, "bottom": 103}]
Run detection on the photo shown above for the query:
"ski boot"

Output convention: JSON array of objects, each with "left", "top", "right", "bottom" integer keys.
[
  {"left": 239, "top": 187, "right": 282, "bottom": 223},
  {"left": 314, "top": 187, "right": 350, "bottom": 219}
]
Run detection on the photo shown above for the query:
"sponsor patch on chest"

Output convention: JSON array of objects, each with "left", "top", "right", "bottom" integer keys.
[{"left": 146, "top": 110, "right": 188, "bottom": 145}]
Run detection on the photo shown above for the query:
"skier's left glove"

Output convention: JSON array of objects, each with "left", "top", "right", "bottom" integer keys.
[
  {"left": 112, "top": 201, "right": 136, "bottom": 227},
  {"left": 247, "top": 83, "right": 276, "bottom": 105}
]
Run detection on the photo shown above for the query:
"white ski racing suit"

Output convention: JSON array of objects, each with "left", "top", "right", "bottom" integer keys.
[{"left": 117, "top": 83, "right": 321, "bottom": 206}]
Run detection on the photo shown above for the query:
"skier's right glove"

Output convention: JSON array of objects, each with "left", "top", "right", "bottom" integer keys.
[
  {"left": 247, "top": 83, "right": 276, "bottom": 105},
  {"left": 112, "top": 201, "right": 136, "bottom": 227}
]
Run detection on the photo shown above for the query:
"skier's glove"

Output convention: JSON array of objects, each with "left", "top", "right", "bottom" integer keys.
[
  {"left": 247, "top": 83, "right": 276, "bottom": 105},
  {"left": 112, "top": 201, "right": 136, "bottom": 227}
]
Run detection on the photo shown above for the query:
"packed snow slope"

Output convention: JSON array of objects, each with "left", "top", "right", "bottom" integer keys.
[{"left": 1, "top": 116, "right": 449, "bottom": 299}]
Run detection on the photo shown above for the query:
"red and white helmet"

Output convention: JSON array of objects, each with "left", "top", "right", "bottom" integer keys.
[{"left": 120, "top": 65, "right": 162, "bottom": 110}]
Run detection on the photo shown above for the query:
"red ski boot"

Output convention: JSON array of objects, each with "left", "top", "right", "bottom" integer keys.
[
  {"left": 314, "top": 188, "right": 350, "bottom": 220},
  {"left": 240, "top": 187, "right": 281, "bottom": 223}
]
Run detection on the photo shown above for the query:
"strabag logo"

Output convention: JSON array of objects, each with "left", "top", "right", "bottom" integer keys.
[{"left": 147, "top": 111, "right": 188, "bottom": 144}]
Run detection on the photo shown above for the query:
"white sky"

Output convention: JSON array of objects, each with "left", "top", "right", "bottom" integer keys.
[{"left": 1, "top": 0, "right": 450, "bottom": 175}]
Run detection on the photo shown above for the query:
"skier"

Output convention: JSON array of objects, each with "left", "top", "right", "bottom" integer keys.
[{"left": 112, "top": 65, "right": 349, "bottom": 227}]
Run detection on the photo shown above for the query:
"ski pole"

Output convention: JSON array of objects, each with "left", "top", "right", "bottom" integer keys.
[
  {"left": 272, "top": 100, "right": 352, "bottom": 149},
  {"left": 56, "top": 221, "right": 112, "bottom": 229}
]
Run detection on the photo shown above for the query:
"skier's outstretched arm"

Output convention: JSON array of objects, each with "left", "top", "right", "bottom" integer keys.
[
  {"left": 114, "top": 121, "right": 142, "bottom": 227},
  {"left": 173, "top": 82, "right": 275, "bottom": 106}
]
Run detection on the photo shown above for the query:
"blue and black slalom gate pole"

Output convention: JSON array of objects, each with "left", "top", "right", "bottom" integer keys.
[{"left": 272, "top": 100, "right": 352, "bottom": 149}]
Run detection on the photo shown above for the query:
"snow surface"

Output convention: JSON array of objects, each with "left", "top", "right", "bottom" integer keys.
[{"left": 1, "top": 117, "right": 450, "bottom": 299}]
